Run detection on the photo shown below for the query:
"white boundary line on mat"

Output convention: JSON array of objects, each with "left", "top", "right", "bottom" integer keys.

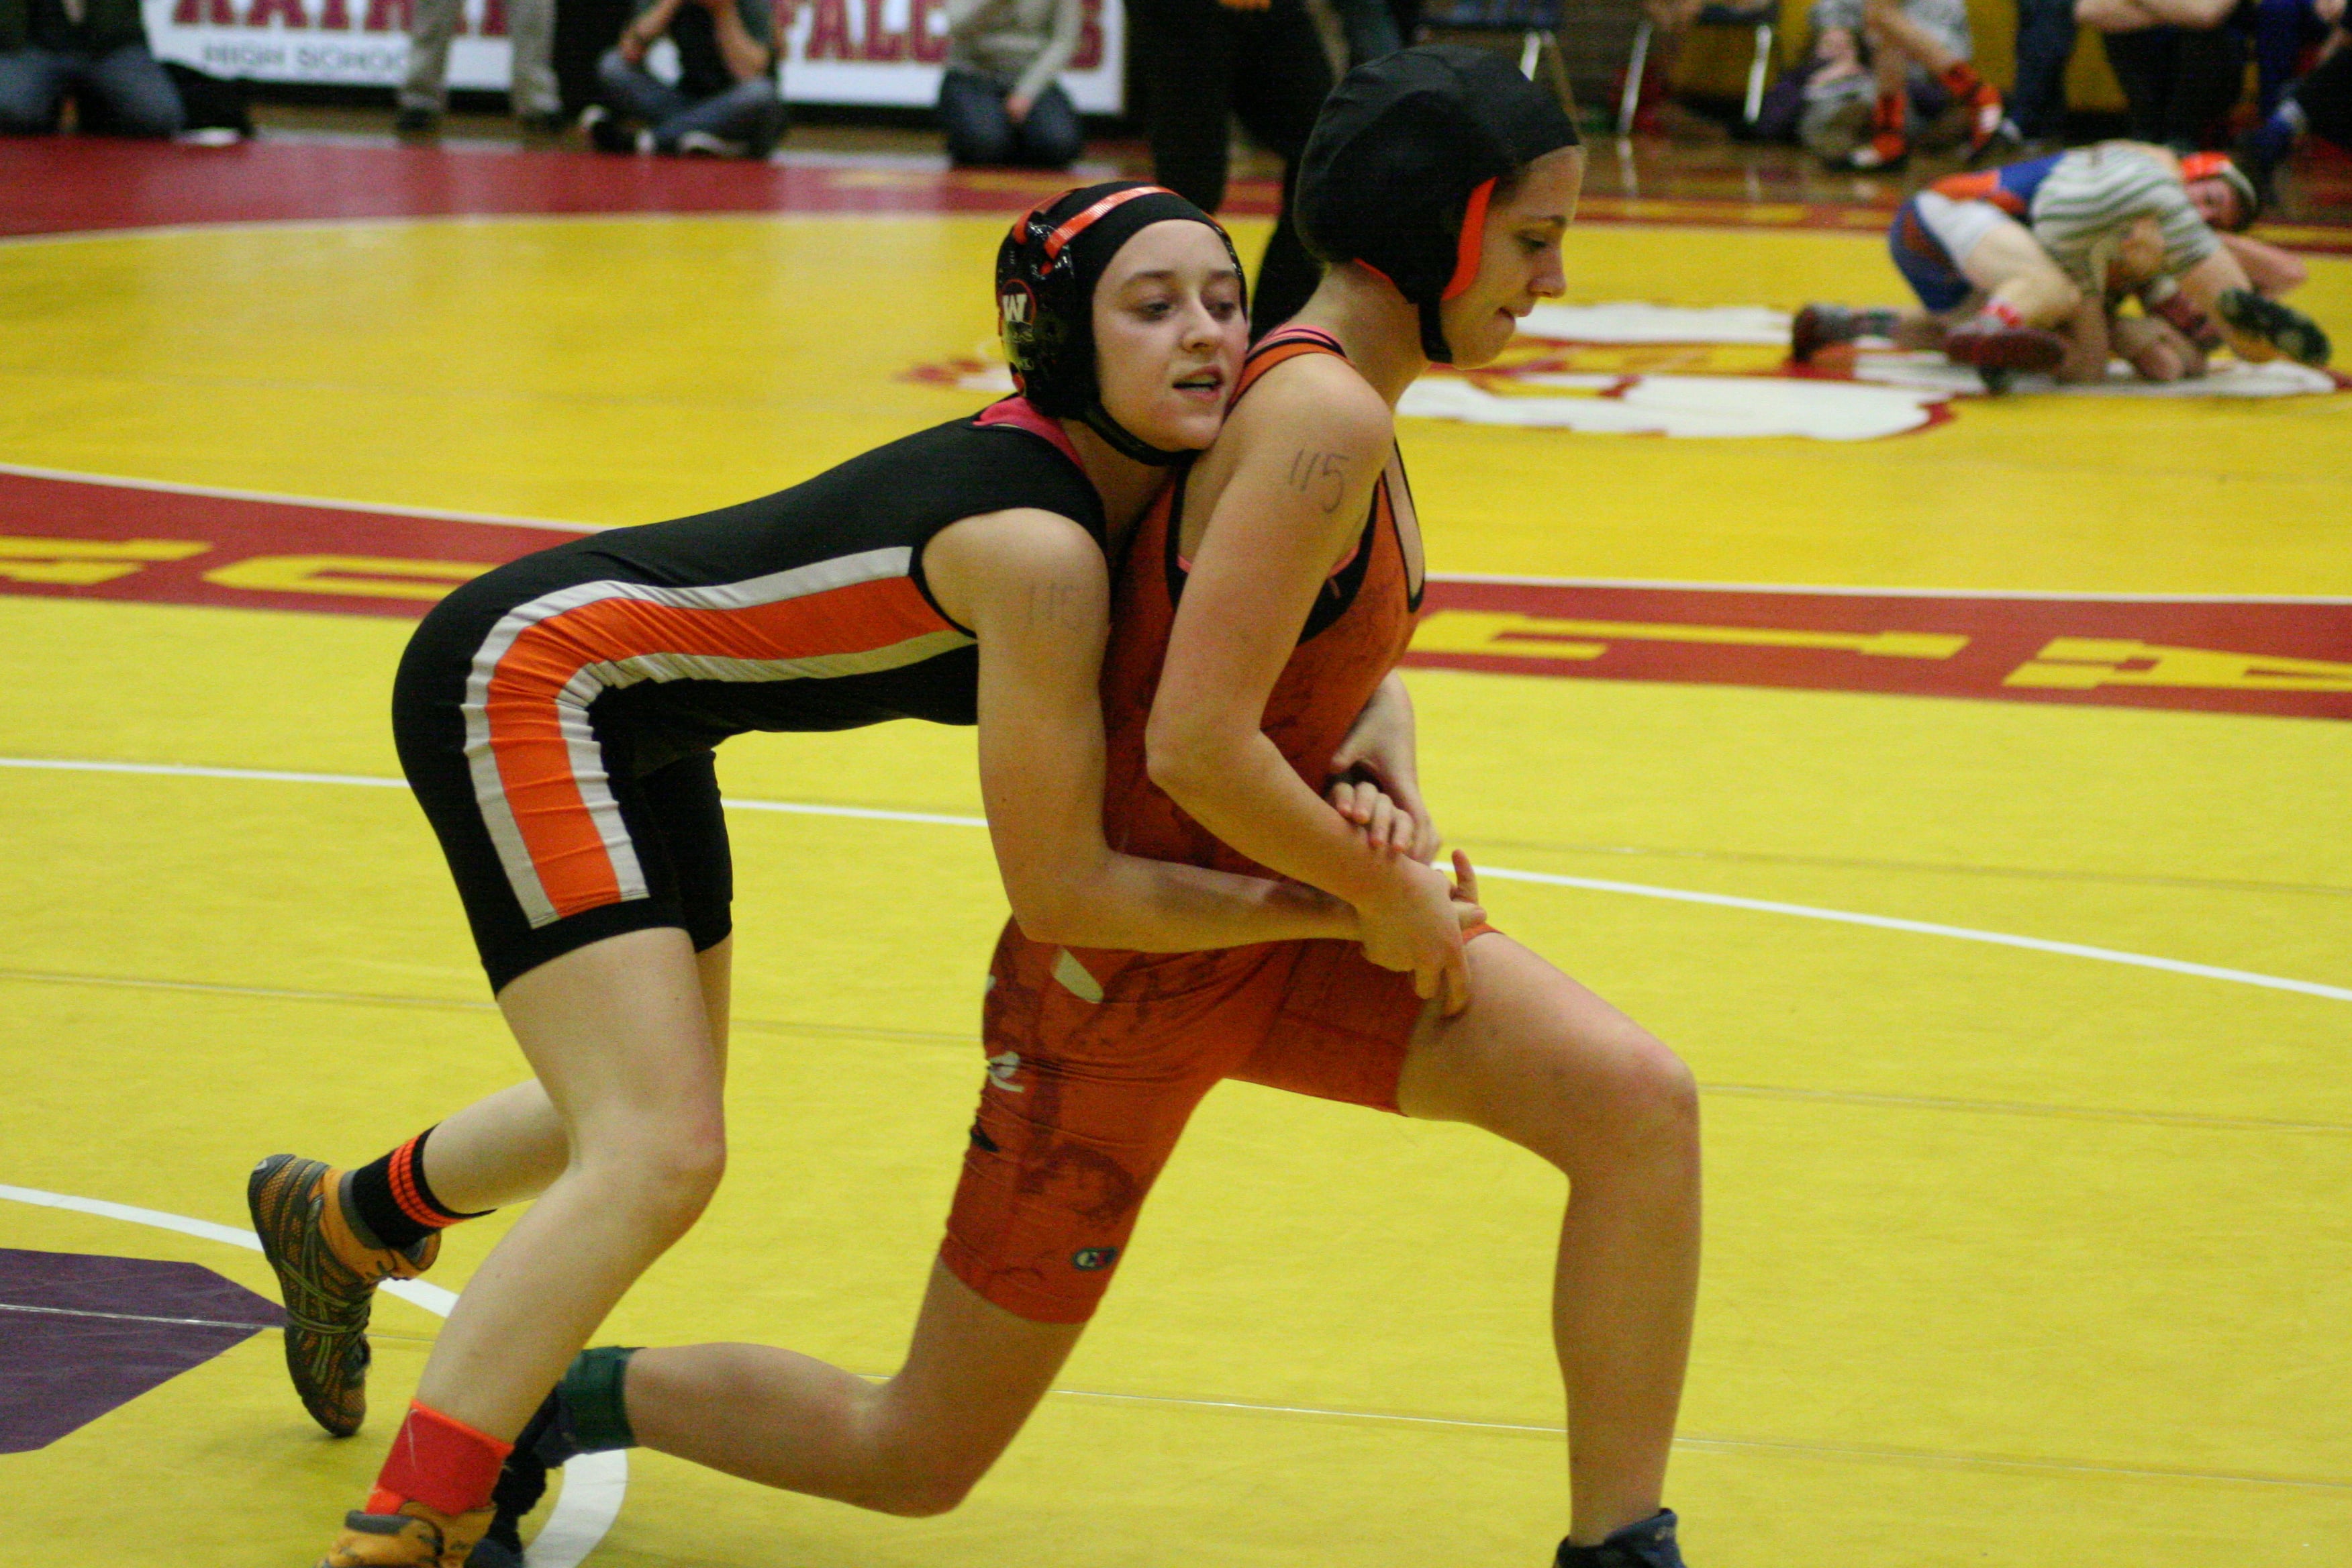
[
  {"left": 0, "top": 1183, "right": 626, "bottom": 1568},
  {"left": 2, "top": 753, "right": 2345, "bottom": 1005}
]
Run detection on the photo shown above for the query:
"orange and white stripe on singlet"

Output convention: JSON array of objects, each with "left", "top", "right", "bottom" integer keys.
[{"left": 462, "top": 546, "right": 970, "bottom": 928}]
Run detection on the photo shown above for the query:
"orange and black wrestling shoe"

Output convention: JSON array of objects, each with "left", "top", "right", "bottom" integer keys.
[
  {"left": 248, "top": 1153, "right": 439, "bottom": 1436},
  {"left": 318, "top": 1501, "right": 495, "bottom": 1568}
]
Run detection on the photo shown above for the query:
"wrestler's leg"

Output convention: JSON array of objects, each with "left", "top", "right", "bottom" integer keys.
[
  {"left": 521, "top": 930, "right": 1226, "bottom": 1525},
  {"left": 410, "top": 926, "right": 728, "bottom": 1439},
  {"left": 1867, "top": 0, "right": 1965, "bottom": 73},
  {"left": 418, "top": 935, "right": 734, "bottom": 1214},
  {"left": 624, "top": 1261, "right": 1083, "bottom": 1516},
  {"left": 1396, "top": 936, "right": 1701, "bottom": 1549},
  {"left": 1957, "top": 216, "right": 2081, "bottom": 326}
]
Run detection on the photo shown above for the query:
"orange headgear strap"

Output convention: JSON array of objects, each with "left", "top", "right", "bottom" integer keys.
[
  {"left": 1008, "top": 193, "right": 1059, "bottom": 244},
  {"left": 1043, "top": 184, "right": 1175, "bottom": 261},
  {"left": 1440, "top": 177, "right": 1497, "bottom": 301}
]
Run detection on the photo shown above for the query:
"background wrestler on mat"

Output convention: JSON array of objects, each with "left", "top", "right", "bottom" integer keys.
[
  {"left": 1794, "top": 142, "right": 2331, "bottom": 381},
  {"left": 262, "top": 187, "right": 1451, "bottom": 1568},
  {"left": 494, "top": 49, "right": 1701, "bottom": 1568}
]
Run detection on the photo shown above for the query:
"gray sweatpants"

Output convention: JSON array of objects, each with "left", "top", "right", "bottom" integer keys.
[{"left": 399, "top": 0, "right": 556, "bottom": 115}]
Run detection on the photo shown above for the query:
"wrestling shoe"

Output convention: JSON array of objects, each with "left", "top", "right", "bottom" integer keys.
[
  {"left": 467, "top": 1389, "right": 569, "bottom": 1567},
  {"left": 1556, "top": 1509, "right": 1687, "bottom": 1567},
  {"left": 2216, "top": 288, "right": 2332, "bottom": 366},
  {"left": 320, "top": 1501, "right": 495, "bottom": 1568},
  {"left": 248, "top": 1153, "right": 439, "bottom": 1436},
  {"left": 1791, "top": 303, "right": 1900, "bottom": 362},
  {"left": 1791, "top": 303, "right": 1857, "bottom": 362},
  {"left": 1941, "top": 317, "right": 2065, "bottom": 376}
]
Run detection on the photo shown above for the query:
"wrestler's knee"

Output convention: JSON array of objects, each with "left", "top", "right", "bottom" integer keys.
[
  {"left": 577, "top": 1113, "right": 727, "bottom": 1239},
  {"left": 1531, "top": 1016, "right": 1698, "bottom": 1166},
  {"left": 1601, "top": 1031, "right": 1700, "bottom": 1153},
  {"left": 853, "top": 1449, "right": 991, "bottom": 1517}
]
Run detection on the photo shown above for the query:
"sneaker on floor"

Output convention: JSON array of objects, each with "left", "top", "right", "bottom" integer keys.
[
  {"left": 1961, "top": 88, "right": 2018, "bottom": 163},
  {"left": 1967, "top": 112, "right": 2022, "bottom": 166},
  {"left": 580, "top": 103, "right": 640, "bottom": 155},
  {"left": 321, "top": 1502, "right": 495, "bottom": 1568},
  {"left": 1843, "top": 132, "right": 1908, "bottom": 171},
  {"left": 675, "top": 130, "right": 747, "bottom": 157},
  {"left": 1942, "top": 317, "right": 2065, "bottom": 374},
  {"left": 2216, "top": 288, "right": 2331, "bottom": 366},
  {"left": 248, "top": 1153, "right": 438, "bottom": 1436},
  {"left": 1557, "top": 1509, "right": 1687, "bottom": 1568}
]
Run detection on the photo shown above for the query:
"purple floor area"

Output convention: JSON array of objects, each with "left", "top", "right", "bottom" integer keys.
[{"left": 0, "top": 1249, "right": 285, "bottom": 1453}]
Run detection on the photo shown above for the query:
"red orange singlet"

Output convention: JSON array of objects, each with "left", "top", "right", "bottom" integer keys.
[{"left": 940, "top": 327, "right": 1464, "bottom": 1325}]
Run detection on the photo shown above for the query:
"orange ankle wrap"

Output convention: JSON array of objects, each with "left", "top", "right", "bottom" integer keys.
[{"left": 370, "top": 1400, "right": 513, "bottom": 1518}]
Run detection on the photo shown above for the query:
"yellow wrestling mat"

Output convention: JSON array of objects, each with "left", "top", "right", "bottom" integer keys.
[{"left": 1, "top": 209, "right": 2348, "bottom": 1567}]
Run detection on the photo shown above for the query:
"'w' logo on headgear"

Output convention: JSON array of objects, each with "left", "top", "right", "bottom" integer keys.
[{"left": 999, "top": 289, "right": 1031, "bottom": 326}]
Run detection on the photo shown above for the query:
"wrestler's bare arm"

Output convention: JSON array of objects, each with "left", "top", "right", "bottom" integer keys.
[
  {"left": 924, "top": 507, "right": 1357, "bottom": 952},
  {"left": 2219, "top": 232, "right": 2308, "bottom": 297}
]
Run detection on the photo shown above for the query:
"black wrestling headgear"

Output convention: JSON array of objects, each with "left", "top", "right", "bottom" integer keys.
[
  {"left": 995, "top": 181, "right": 1246, "bottom": 465},
  {"left": 1296, "top": 44, "right": 1579, "bottom": 364}
]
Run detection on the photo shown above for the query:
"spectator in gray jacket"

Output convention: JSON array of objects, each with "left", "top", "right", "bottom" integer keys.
[
  {"left": 0, "top": 0, "right": 181, "bottom": 136},
  {"left": 938, "top": 0, "right": 1083, "bottom": 167}
]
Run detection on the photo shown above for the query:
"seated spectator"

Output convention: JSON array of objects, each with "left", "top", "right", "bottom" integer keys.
[
  {"left": 1765, "top": 13, "right": 1916, "bottom": 160},
  {"left": 1812, "top": 0, "right": 2016, "bottom": 167},
  {"left": 2237, "top": 2, "right": 2348, "bottom": 195},
  {"left": 0, "top": 0, "right": 183, "bottom": 137},
  {"left": 589, "top": 0, "right": 785, "bottom": 158},
  {"left": 938, "top": 0, "right": 1082, "bottom": 168}
]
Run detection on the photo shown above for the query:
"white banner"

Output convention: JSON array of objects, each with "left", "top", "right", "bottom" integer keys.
[
  {"left": 142, "top": 0, "right": 1124, "bottom": 109},
  {"left": 144, "top": 0, "right": 515, "bottom": 88},
  {"left": 782, "top": 0, "right": 1122, "bottom": 111}
]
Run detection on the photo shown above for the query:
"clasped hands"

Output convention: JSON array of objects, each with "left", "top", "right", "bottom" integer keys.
[{"left": 1323, "top": 763, "right": 1483, "bottom": 1018}]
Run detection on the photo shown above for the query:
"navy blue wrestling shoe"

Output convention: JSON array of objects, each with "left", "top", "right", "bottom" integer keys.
[
  {"left": 466, "top": 1389, "right": 570, "bottom": 1567},
  {"left": 1556, "top": 1508, "right": 1687, "bottom": 1568}
]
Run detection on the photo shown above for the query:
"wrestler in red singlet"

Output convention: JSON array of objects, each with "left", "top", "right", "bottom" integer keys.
[{"left": 942, "top": 324, "right": 1482, "bottom": 1326}]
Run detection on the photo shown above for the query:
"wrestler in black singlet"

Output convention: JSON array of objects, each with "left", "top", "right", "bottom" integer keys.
[{"left": 393, "top": 399, "right": 1102, "bottom": 989}]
